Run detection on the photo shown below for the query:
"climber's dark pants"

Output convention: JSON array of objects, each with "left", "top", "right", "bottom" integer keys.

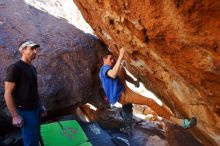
[{"left": 121, "top": 103, "right": 133, "bottom": 131}]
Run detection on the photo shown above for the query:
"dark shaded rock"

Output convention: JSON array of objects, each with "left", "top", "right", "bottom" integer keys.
[
  {"left": 78, "top": 104, "right": 203, "bottom": 146},
  {"left": 166, "top": 123, "right": 203, "bottom": 146},
  {"left": 0, "top": 0, "right": 105, "bottom": 130},
  {"left": 77, "top": 104, "right": 168, "bottom": 146},
  {"left": 0, "top": 130, "right": 23, "bottom": 146}
]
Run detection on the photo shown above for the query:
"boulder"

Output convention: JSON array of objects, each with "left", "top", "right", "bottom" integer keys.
[{"left": 74, "top": 0, "right": 220, "bottom": 145}]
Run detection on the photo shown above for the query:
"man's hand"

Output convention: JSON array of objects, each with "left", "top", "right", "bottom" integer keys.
[
  {"left": 134, "top": 80, "right": 140, "bottom": 88},
  {"left": 12, "top": 115, "right": 23, "bottom": 128},
  {"left": 41, "top": 106, "right": 47, "bottom": 117},
  {"left": 119, "top": 48, "right": 125, "bottom": 60}
]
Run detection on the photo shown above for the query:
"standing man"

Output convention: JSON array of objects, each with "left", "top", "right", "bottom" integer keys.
[
  {"left": 99, "top": 48, "right": 197, "bottom": 136},
  {"left": 4, "top": 40, "right": 47, "bottom": 146}
]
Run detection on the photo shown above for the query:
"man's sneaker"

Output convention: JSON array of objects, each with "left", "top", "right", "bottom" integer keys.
[
  {"left": 120, "top": 127, "right": 133, "bottom": 137},
  {"left": 182, "top": 117, "right": 197, "bottom": 129},
  {"left": 112, "top": 136, "right": 130, "bottom": 146}
]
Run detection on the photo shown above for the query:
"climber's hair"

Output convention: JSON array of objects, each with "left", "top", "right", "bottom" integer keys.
[
  {"left": 101, "top": 52, "right": 113, "bottom": 64},
  {"left": 102, "top": 51, "right": 113, "bottom": 58}
]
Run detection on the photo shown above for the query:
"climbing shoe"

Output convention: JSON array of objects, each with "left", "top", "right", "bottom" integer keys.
[{"left": 182, "top": 117, "right": 197, "bottom": 129}]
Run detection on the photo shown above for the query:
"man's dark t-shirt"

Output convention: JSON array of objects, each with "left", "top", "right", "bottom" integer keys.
[{"left": 5, "top": 60, "right": 39, "bottom": 109}]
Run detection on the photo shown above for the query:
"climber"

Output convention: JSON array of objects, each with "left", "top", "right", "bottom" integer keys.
[{"left": 99, "top": 48, "right": 197, "bottom": 136}]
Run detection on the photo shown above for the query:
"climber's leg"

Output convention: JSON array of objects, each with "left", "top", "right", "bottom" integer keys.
[
  {"left": 119, "top": 86, "right": 197, "bottom": 128},
  {"left": 120, "top": 86, "right": 172, "bottom": 119},
  {"left": 120, "top": 103, "right": 133, "bottom": 136}
]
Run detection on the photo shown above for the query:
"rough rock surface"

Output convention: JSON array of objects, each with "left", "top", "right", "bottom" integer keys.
[
  {"left": 74, "top": 0, "right": 220, "bottom": 145},
  {"left": 0, "top": 0, "right": 105, "bottom": 129},
  {"left": 77, "top": 104, "right": 202, "bottom": 146}
]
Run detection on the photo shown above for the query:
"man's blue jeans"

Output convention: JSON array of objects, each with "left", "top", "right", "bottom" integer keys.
[{"left": 18, "top": 106, "right": 41, "bottom": 146}]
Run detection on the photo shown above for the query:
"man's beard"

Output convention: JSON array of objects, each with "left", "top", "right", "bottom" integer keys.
[{"left": 31, "top": 54, "right": 36, "bottom": 59}]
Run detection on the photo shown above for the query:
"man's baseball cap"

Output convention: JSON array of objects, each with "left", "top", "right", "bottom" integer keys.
[{"left": 19, "top": 40, "right": 40, "bottom": 51}]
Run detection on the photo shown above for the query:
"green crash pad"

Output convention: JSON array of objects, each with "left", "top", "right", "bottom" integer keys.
[{"left": 40, "top": 120, "right": 92, "bottom": 146}]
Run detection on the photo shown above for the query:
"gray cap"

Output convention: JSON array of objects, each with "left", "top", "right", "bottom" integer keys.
[{"left": 19, "top": 40, "right": 40, "bottom": 51}]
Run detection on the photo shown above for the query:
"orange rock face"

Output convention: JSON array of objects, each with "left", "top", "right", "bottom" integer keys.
[{"left": 74, "top": 0, "right": 220, "bottom": 145}]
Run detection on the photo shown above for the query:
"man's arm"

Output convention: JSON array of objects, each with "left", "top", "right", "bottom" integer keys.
[
  {"left": 125, "top": 73, "right": 136, "bottom": 84},
  {"left": 124, "top": 71, "right": 140, "bottom": 87},
  {"left": 117, "top": 65, "right": 140, "bottom": 87},
  {"left": 4, "top": 81, "right": 23, "bottom": 127},
  {"left": 107, "top": 48, "right": 125, "bottom": 78},
  {"left": 4, "top": 82, "right": 18, "bottom": 117}
]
